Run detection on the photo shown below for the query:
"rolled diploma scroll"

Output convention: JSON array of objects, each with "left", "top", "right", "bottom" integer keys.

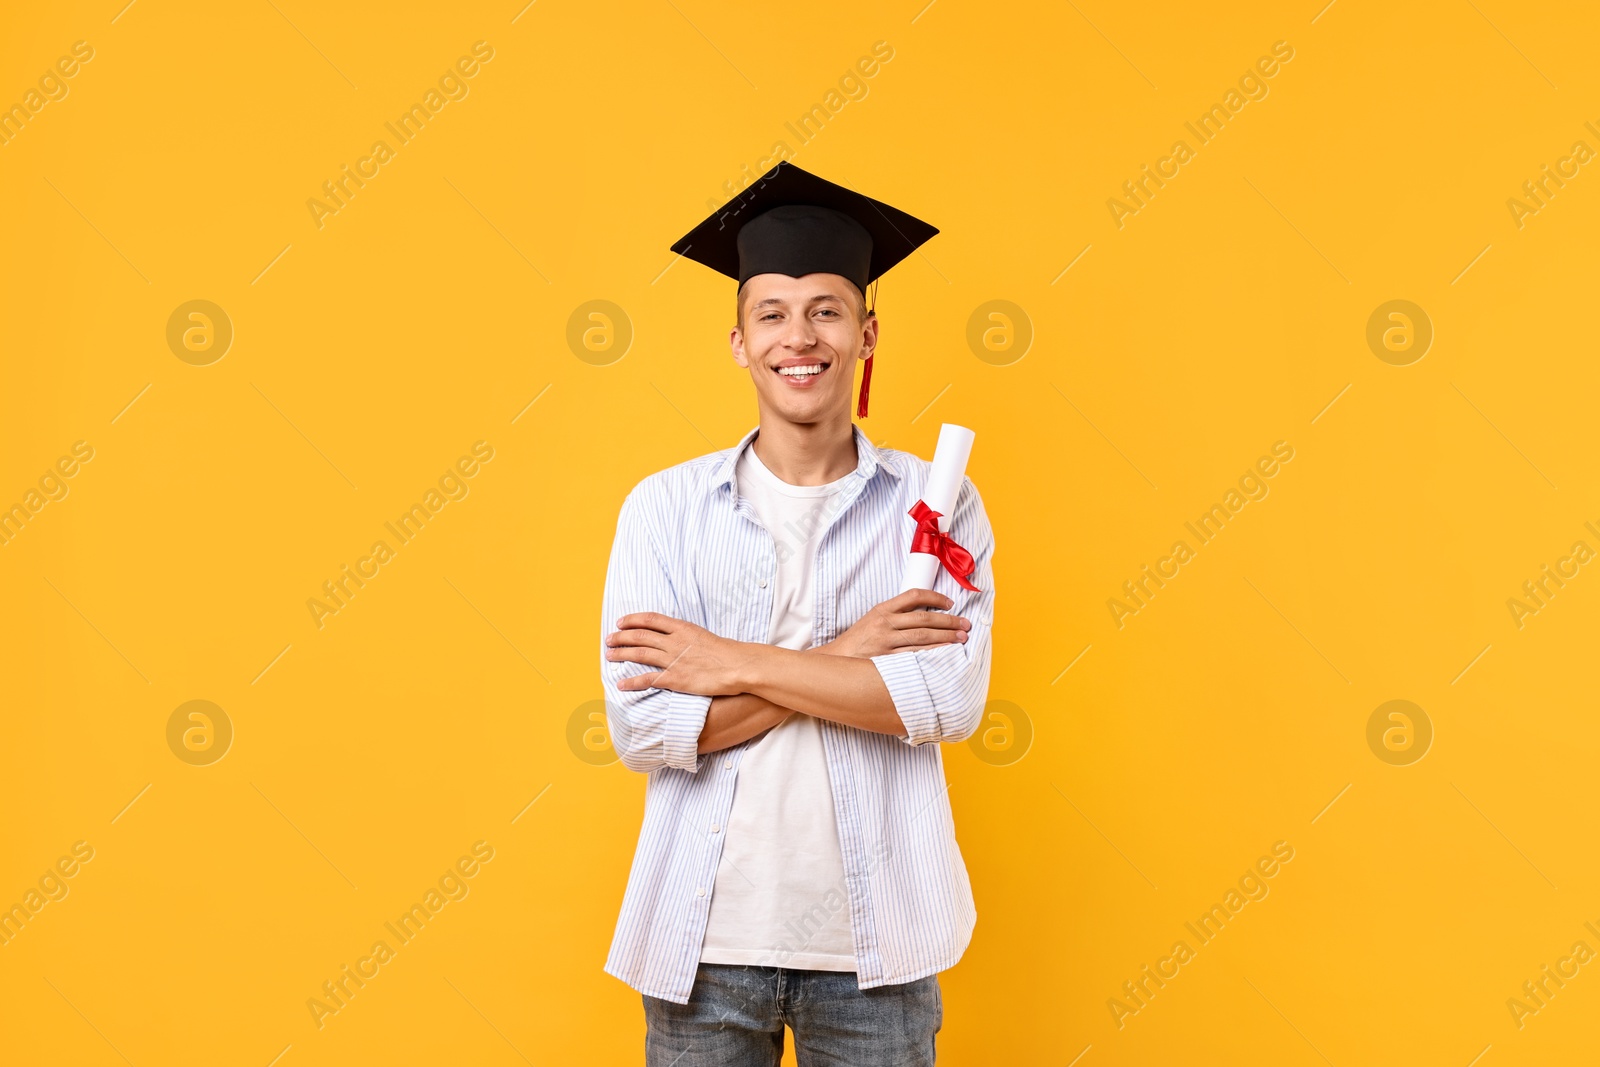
[{"left": 900, "top": 422, "right": 976, "bottom": 593}]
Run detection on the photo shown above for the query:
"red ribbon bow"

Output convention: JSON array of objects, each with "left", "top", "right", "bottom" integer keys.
[{"left": 909, "top": 499, "right": 980, "bottom": 591}]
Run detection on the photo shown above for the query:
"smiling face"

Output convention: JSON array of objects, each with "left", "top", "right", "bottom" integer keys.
[{"left": 730, "top": 272, "right": 878, "bottom": 426}]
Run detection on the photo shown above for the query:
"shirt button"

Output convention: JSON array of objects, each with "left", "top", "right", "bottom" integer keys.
[
  {"left": 724, "top": 759, "right": 733, "bottom": 769},
  {"left": 710, "top": 823, "right": 721, "bottom": 833},
  {"left": 759, "top": 578, "right": 768, "bottom": 588},
  {"left": 696, "top": 887, "right": 706, "bottom": 897}
]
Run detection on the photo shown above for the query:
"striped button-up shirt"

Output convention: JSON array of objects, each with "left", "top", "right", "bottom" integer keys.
[{"left": 600, "top": 422, "right": 997, "bottom": 1004}]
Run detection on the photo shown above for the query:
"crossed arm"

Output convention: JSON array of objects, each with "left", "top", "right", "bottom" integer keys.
[
  {"left": 599, "top": 477, "right": 995, "bottom": 774},
  {"left": 698, "top": 693, "right": 794, "bottom": 754},
  {"left": 606, "top": 630, "right": 914, "bottom": 754},
  {"left": 693, "top": 665, "right": 895, "bottom": 754}
]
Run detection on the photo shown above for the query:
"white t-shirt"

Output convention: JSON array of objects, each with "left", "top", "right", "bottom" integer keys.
[{"left": 697, "top": 439, "right": 858, "bottom": 971}]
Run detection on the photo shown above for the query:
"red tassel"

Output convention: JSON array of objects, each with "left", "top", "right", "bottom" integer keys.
[{"left": 857, "top": 352, "right": 873, "bottom": 418}]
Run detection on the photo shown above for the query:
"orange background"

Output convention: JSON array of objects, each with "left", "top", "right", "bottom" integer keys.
[{"left": 3, "top": 1, "right": 1598, "bottom": 1064}]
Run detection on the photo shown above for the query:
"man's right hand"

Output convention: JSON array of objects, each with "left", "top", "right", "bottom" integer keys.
[{"left": 811, "top": 588, "right": 971, "bottom": 659}]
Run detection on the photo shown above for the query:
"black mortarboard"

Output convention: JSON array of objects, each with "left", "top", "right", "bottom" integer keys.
[{"left": 670, "top": 162, "right": 939, "bottom": 417}]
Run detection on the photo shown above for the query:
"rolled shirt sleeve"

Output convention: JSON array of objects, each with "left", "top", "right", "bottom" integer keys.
[
  {"left": 870, "top": 475, "right": 996, "bottom": 747},
  {"left": 600, "top": 485, "right": 713, "bottom": 774}
]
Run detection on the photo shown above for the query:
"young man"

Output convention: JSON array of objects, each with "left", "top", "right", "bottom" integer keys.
[{"left": 599, "top": 162, "right": 997, "bottom": 1066}]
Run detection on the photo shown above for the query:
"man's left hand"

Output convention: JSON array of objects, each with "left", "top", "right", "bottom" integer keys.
[{"left": 605, "top": 613, "right": 751, "bottom": 696}]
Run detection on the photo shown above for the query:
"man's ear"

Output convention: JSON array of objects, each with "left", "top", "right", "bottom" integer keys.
[
  {"left": 859, "top": 310, "right": 879, "bottom": 360},
  {"left": 730, "top": 325, "right": 750, "bottom": 368}
]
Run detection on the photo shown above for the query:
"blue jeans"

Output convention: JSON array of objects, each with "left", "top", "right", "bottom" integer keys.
[{"left": 643, "top": 963, "right": 942, "bottom": 1066}]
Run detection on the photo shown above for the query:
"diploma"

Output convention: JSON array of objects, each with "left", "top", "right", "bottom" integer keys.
[{"left": 900, "top": 422, "right": 981, "bottom": 593}]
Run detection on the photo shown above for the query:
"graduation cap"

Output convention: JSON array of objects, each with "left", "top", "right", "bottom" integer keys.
[{"left": 670, "top": 161, "right": 938, "bottom": 418}]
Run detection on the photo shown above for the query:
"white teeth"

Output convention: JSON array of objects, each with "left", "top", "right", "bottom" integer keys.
[{"left": 778, "top": 364, "right": 826, "bottom": 376}]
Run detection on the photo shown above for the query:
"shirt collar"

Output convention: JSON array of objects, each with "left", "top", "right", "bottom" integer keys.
[{"left": 712, "top": 422, "right": 900, "bottom": 493}]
